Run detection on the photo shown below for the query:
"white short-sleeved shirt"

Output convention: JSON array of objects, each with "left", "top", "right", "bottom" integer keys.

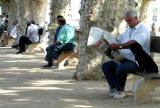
[
  {"left": 116, "top": 23, "right": 150, "bottom": 62},
  {"left": 10, "top": 25, "right": 17, "bottom": 38},
  {"left": 26, "top": 24, "right": 39, "bottom": 43}
]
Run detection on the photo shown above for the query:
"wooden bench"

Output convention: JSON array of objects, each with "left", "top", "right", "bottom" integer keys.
[
  {"left": 8, "top": 38, "right": 16, "bottom": 46},
  {"left": 25, "top": 31, "right": 48, "bottom": 54},
  {"left": 133, "top": 36, "right": 160, "bottom": 104},
  {"left": 26, "top": 43, "right": 45, "bottom": 54},
  {"left": 25, "top": 35, "right": 48, "bottom": 54},
  {"left": 57, "top": 51, "right": 78, "bottom": 69}
]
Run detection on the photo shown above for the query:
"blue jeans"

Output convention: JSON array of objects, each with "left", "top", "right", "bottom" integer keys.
[
  {"left": 102, "top": 59, "right": 139, "bottom": 91},
  {"left": 45, "top": 43, "right": 76, "bottom": 63}
]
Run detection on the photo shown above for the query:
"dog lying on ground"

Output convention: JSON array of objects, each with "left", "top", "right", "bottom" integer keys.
[{"left": 130, "top": 42, "right": 158, "bottom": 73}]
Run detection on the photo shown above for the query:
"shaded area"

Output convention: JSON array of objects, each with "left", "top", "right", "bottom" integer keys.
[{"left": 0, "top": 47, "right": 160, "bottom": 108}]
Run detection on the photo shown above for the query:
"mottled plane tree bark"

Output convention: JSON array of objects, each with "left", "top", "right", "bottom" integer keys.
[{"left": 74, "top": 0, "right": 136, "bottom": 80}]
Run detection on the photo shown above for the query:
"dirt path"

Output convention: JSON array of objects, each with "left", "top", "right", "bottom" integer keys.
[{"left": 0, "top": 47, "right": 160, "bottom": 108}]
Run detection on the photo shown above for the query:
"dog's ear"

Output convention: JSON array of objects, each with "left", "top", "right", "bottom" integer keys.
[
  {"left": 130, "top": 43, "right": 137, "bottom": 51},
  {"left": 130, "top": 42, "right": 142, "bottom": 54}
]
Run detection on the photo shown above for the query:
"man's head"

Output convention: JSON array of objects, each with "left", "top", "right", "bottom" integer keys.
[
  {"left": 13, "top": 19, "right": 18, "bottom": 25},
  {"left": 124, "top": 10, "right": 139, "bottom": 28},
  {"left": 26, "top": 20, "right": 31, "bottom": 26},
  {"left": 2, "top": 12, "right": 5, "bottom": 17},
  {"left": 56, "top": 15, "right": 66, "bottom": 26}
]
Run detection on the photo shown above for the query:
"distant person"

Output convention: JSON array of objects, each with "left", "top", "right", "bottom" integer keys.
[
  {"left": 16, "top": 20, "right": 39, "bottom": 54},
  {"left": 150, "top": 23, "right": 156, "bottom": 36},
  {"left": 0, "top": 13, "right": 6, "bottom": 38},
  {"left": 158, "top": 27, "right": 160, "bottom": 36},
  {"left": 0, "top": 20, "right": 18, "bottom": 46}
]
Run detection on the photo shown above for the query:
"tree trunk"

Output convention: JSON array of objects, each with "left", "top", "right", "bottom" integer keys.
[
  {"left": 49, "top": 0, "right": 72, "bottom": 39},
  {"left": 74, "top": 0, "right": 135, "bottom": 80},
  {"left": 139, "top": 0, "right": 151, "bottom": 21}
]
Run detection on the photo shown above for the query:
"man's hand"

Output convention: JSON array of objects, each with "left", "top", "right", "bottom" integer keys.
[
  {"left": 93, "top": 39, "right": 104, "bottom": 47},
  {"left": 93, "top": 38, "right": 109, "bottom": 47},
  {"left": 109, "top": 43, "right": 119, "bottom": 50}
]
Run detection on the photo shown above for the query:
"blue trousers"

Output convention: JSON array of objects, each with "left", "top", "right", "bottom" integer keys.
[
  {"left": 45, "top": 43, "right": 76, "bottom": 63},
  {"left": 102, "top": 59, "right": 139, "bottom": 91}
]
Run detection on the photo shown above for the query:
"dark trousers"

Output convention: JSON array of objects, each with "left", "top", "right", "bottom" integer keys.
[
  {"left": 102, "top": 60, "right": 138, "bottom": 91},
  {"left": 0, "top": 27, "right": 4, "bottom": 38},
  {"left": 18, "top": 36, "right": 32, "bottom": 52},
  {"left": 45, "top": 43, "right": 76, "bottom": 63}
]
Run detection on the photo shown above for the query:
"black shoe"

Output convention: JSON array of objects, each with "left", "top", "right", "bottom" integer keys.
[
  {"left": 42, "top": 63, "right": 53, "bottom": 68},
  {"left": 1, "top": 45, "right": 5, "bottom": 47},
  {"left": 16, "top": 51, "right": 24, "bottom": 54},
  {"left": 12, "top": 45, "right": 18, "bottom": 49}
]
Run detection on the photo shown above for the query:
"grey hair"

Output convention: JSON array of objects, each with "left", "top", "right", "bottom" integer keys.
[{"left": 125, "top": 9, "right": 139, "bottom": 19}]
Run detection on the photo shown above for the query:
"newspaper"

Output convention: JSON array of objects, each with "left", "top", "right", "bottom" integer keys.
[
  {"left": 87, "top": 27, "right": 125, "bottom": 61},
  {"left": 87, "top": 27, "right": 117, "bottom": 46}
]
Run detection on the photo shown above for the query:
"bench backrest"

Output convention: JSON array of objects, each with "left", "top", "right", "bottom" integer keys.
[{"left": 150, "top": 36, "right": 160, "bottom": 53}]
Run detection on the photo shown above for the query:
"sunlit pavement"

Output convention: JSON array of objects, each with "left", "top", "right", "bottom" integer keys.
[{"left": 0, "top": 47, "right": 160, "bottom": 108}]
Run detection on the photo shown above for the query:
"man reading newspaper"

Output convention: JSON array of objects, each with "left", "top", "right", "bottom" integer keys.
[{"left": 87, "top": 9, "right": 150, "bottom": 99}]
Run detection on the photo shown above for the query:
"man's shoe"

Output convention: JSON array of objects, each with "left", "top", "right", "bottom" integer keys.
[
  {"left": 12, "top": 45, "right": 18, "bottom": 49},
  {"left": 53, "top": 60, "right": 58, "bottom": 66},
  {"left": 42, "top": 63, "right": 53, "bottom": 68},
  {"left": 109, "top": 88, "right": 117, "bottom": 97},
  {"left": 1, "top": 45, "right": 6, "bottom": 47},
  {"left": 113, "top": 91, "right": 126, "bottom": 99},
  {"left": 16, "top": 51, "right": 24, "bottom": 54}
]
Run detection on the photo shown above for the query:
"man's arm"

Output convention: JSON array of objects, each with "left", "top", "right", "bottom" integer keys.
[
  {"left": 26, "top": 27, "right": 32, "bottom": 37},
  {"left": 109, "top": 40, "right": 137, "bottom": 50}
]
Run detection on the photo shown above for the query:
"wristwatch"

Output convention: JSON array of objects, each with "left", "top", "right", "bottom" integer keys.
[{"left": 119, "top": 45, "right": 122, "bottom": 49}]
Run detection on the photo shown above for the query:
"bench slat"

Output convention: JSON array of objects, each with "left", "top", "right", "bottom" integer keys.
[
  {"left": 151, "top": 36, "right": 160, "bottom": 53},
  {"left": 135, "top": 72, "right": 160, "bottom": 79}
]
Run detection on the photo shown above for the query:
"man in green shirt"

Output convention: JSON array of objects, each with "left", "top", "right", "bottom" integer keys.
[{"left": 42, "top": 16, "right": 77, "bottom": 68}]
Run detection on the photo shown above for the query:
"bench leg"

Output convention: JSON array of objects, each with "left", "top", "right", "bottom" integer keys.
[
  {"left": 58, "top": 53, "right": 75, "bottom": 69},
  {"left": 134, "top": 78, "right": 160, "bottom": 104},
  {"left": 26, "top": 44, "right": 42, "bottom": 54},
  {"left": 8, "top": 39, "right": 15, "bottom": 46},
  {"left": 26, "top": 45, "right": 35, "bottom": 54},
  {"left": 38, "top": 46, "right": 46, "bottom": 54}
]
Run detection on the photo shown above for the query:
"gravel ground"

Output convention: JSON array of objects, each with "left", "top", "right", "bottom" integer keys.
[{"left": 0, "top": 47, "right": 160, "bottom": 108}]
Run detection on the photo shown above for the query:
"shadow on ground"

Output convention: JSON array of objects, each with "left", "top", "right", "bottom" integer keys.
[{"left": 0, "top": 47, "right": 160, "bottom": 108}]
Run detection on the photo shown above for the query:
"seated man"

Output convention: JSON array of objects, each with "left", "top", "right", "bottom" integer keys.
[
  {"left": 16, "top": 19, "right": 39, "bottom": 54},
  {"left": 0, "top": 13, "right": 6, "bottom": 38},
  {"left": 0, "top": 20, "right": 18, "bottom": 46},
  {"left": 42, "top": 15, "right": 77, "bottom": 68},
  {"left": 0, "top": 19, "right": 8, "bottom": 46},
  {"left": 101, "top": 9, "right": 150, "bottom": 99}
]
